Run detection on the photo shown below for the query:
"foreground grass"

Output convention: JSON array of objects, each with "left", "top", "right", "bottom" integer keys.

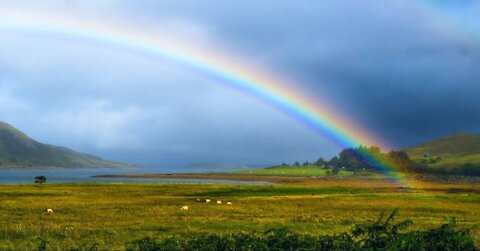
[
  {"left": 0, "top": 182, "right": 479, "bottom": 250},
  {"left": 129, "top": 214, "right": 477, "bottom": 251}
]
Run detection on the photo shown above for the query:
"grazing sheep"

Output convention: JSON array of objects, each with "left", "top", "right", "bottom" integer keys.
[
  {"left": 206, "top": 199, "right": 211, "bottom": 203},
  {"left": 196, "top": 198, "right": 201, "bottom": 202},
  {"left": 46, "top": 209, "right": 54, "bottom": 213},
  {"left": 180, "top": 206, "right": 189, "bottom": 210},
  {"left": 227, "top": 202, "right": 232, "bottom": 205},
  {"left": 217, "top": 200, "right": 222, "bottom": 204}
]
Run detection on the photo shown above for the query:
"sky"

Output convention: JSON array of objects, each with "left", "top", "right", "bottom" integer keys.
[{"left": 0, "top": 1, "right": 479, "bottom": 169}]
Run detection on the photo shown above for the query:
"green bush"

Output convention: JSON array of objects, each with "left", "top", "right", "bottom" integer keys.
[
  {"left": 35, "top": 176, "right": 47, "bottom": 184},
  {"left": 127, "top": 209, "right": 477, "bottom": 251}
]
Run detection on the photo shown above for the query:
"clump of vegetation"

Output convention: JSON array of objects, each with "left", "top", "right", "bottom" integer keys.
[
  {"left": 36, "top": 240, "right": 99, "bottom": 251},
  {"left": 325, "top": 146, "right": 424, "bottom": 173},
  {"left": 284, "top": 143, "right": 480, "bottom": 177},
  {"left": 37, "top": 238, "right": 47, "bottom": 251},
  {"left": 127, "top": 209, "right": 477, "bottom": 251},
  {"left": 34, "top": 176, "right": 47, "bottom": 184},
  {"left": 283, "top": 146, "right": 423, "bottom": 173},
  {"left": 411, "top": 163, "right": 480, "bottom": 176}
]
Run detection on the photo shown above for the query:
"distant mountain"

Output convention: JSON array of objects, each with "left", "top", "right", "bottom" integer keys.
[
  {"left": 0, "top": 121, "right": 133, "bottom": 169},
  {"left": 405, "top": 133, "right": 480, "bottom": 170}
]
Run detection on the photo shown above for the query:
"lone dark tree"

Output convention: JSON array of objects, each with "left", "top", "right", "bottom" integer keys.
[{"left": 35, "top": 176, "right": 47, "bottom": 184}]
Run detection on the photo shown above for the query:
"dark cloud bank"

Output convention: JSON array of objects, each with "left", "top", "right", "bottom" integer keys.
[{"left": 0, "top": 1, "right": 479, "bottom": 169}]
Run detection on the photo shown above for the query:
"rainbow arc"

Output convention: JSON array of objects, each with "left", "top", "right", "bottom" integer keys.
[{"left": 4, "top": 9, "right": 460, "bottom": 186}]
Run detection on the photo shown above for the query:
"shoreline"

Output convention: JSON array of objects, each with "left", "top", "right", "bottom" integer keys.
[
  {"left": 0, "top": 166, "right": 139, "bottom": 171},
  {"left": 93, "top": 172, "right": 480, "bottom": 190}
]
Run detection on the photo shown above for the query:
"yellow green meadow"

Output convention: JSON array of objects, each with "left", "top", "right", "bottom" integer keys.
[{"left": 0, "top": 181, "right": 478, "bottom": 250}]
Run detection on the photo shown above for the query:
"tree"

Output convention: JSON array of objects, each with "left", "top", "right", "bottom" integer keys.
[
  {"left": 331, "top": 166, "right": 340, "bottom": 175},
  {"left": 314, "top": 157, "right": 326, "bottom": 167},
  {"left": 336, "top": 148, "right": 369, "bottom": 170},
  {"left": 35, "top": 176, "right": 47, "bottom": 184},
  {"left": 387, "top": 150, "right": 420, "bottom": 172},
  {"left": 329, "top": 156, "right": 340, "bottom": 168},
  {"left": 326, "top": 146, "right": 420, "bottom": 172}
]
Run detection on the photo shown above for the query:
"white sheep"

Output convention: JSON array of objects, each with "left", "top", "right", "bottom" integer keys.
[
  {"left": 226, "top": 202, "right": 233, "bottom": 205},
  {"left": 46, "top": 209, "right": 54, "bottom": 213},
  {"left": 180, "top": 206, "right": 189, "bottom": 211},
  {"left": 206, "top": 199, "right": 211, "bottom": 203},
  {"left": 217, "top": 200, "right": 222, "bottom": 204}
]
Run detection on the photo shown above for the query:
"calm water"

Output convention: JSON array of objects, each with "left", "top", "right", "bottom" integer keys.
[{"left": 0, "top": 168, "right": 271, "bottom": 185}]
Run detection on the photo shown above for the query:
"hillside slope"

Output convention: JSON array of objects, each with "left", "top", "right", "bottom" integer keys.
[
  {"left": 0, "top": 121, "right": 132, "bottom": 169},
  {"left": 405, "top": 133, "right": 480, "bottom": 169}
]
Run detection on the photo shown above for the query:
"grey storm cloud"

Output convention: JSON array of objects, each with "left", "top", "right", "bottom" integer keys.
[{"left": 0, "top": 0, "right": 479, "bottom": 168}]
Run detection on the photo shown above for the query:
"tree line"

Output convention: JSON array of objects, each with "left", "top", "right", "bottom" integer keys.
[
  {"left": 282, "top": 146, "right": 420, "bottom": 172},
  {"left": 283, "top": 146, "right": 480, "bottom": 176}
]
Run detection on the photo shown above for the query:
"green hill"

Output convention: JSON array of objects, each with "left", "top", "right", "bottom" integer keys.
[
  {"left": 0, "top": 121, "right": 133, "bottom": 169},
  {"left": 405, "top": 133, "right": 480, "bottom": 170}
]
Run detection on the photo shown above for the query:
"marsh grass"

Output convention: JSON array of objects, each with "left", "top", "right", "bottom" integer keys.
[{"left": 0, "top": 182, "right": 478, "bottom": 250}]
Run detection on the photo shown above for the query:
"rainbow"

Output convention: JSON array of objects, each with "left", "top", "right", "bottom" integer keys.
[{"left": 0, "top": 10, "right": 417, "bottom": 185}]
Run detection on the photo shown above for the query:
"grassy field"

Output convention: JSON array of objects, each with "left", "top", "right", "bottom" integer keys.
[
  {"left": 227, "top": 165, "right": 343, "bottom": 176},
  {"left": 223, "top": 165, "right": 388, "bottom": 179},
  {"left": 406, "top": 133, "right": 480, "bottom": 169},
  {"left": 0, "top": 181, "right": 479, "bottom": 250}
]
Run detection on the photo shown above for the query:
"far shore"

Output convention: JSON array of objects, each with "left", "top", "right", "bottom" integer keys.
[
  {"left": 93, "top": 172, "right": 393, "bottom": 186},
  {"left": 92, "top": 172, "right": 480, "bottom": 190},
  {"left": 0, "top": 165, "right": 139, "bottom": 171}
]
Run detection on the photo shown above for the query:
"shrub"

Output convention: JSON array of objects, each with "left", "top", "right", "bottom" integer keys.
[
  {"left": 127, "top": 209, "right": 478, "bottom": 251},
  {"left": 36, "top": 238, "right": 47, "bottom": 251},
  {"left": 35, "top": 176, "right": 47, "bottom": 184}
]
